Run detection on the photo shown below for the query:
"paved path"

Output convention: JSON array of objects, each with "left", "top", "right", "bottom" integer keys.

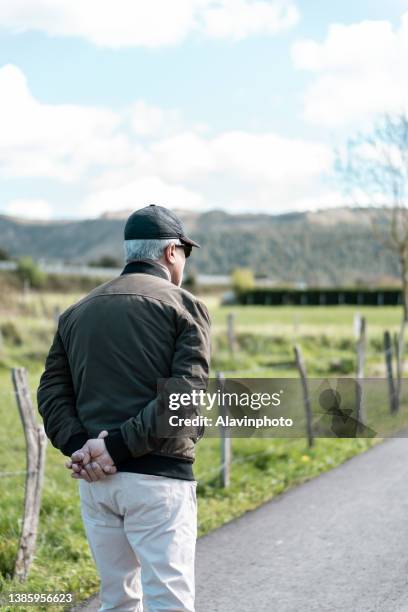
[{"left": 73, "top": 436, "right": 408, "bottom": 612}]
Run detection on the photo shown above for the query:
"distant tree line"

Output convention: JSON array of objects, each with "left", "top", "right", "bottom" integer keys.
[{"left": 237, "top": 287, "right": 403, "bottom": 307}]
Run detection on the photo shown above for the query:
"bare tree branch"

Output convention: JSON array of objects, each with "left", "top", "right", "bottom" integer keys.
[{"left": 335, "top": 112, "right": 408, "bottom": 321}]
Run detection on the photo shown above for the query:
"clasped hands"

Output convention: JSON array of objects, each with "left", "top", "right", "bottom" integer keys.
[{"left": 65, "top": 430, "right": 117, "bottom": 483}]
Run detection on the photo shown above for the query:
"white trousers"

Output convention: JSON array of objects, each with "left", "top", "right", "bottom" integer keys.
[{"left": 78, "top": 472, "right": 197, "bottom": 612}]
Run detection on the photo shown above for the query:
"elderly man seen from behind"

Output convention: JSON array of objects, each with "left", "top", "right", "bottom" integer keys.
[{"left": 37, "top": 204, "right": 211, "bottom": 612}]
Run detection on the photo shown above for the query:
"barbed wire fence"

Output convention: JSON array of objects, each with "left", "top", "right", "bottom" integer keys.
[
  {"left": 0, "top": 308, "right": 405, "bottom": 583},
  {"left": 196, "top": 310, "right": 406, "bottom": 486}
]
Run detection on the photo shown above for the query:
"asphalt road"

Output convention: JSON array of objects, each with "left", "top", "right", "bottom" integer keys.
[{"left": 73, "top": 436, "right": 408, "bottom": 612}]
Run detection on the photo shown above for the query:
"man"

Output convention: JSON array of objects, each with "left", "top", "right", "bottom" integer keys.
[{"left": 37, "top": 204, "right": 211, "bottom": 612}]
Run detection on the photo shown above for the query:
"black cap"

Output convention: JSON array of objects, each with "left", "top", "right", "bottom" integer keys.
[{"left": 124, "top": 204, "right": 200, "bottom": 248}]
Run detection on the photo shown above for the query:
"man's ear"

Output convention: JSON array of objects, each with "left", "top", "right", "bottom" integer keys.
[{"left": 164, "top": 242, "right": 177, "bottom": 264}]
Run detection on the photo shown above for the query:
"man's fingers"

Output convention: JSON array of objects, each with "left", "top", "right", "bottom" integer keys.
[
  {"left": 69, "top": 460, "right": 116, "bottom": 479},
  {"left": 98, "top": 430, "right": 108, "bottom": 439},
  {"left": 84, "top": 462, "right": 100, "bottom": 482},
  {"left": 71, "top": 450, "right": 84, "bottom": 460},
  {"left": 65, "top": 459, "right": 86, "bottom": 472},
  {"left": 70, "top": 469, "right": 91, "bottom": 482},
  {"left": 83, "top": 463, "right": 97, "bottom": 482},
  {"left": 103, "top": 464, "right": 117, "bottom": 474},
  {"left": 71, "top": 449, "right": 90, "bottom": 465},
  {"left": 79, "top": 469, "right": 92, "bottom": 483},
  {"left": 90, "top": 462, "right": 107, "bottom": 480},
  {"left": 66, "top": 459, "right": 83, "bottom": 472}
]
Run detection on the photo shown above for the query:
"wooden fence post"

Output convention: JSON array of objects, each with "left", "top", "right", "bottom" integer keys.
[
  {"left": 384, "top": 331, "right": 398, "bottom": 414},
  {"left": 356, "top": 316, "right": 366, "bottom": 430},
  {"left": 353, "top": 312, "right": 361, "bottom": 339},
  {"left": 294, "top": 345, "right": 314, "bottom": 448},
  {"left": 395, "top": 319, "right": 406, "bottom": 404},
  {"left": 11, "top": 367, "right": 47, "bottom": 582},
  {"left": 226, "top": 313, "right": 237, "bottom": 357},
  {"left": 39, "top": 296, "right": 49, "bottom": 319},
  {"left": 53, "top": 305, "right": 61, "bottom": 327},
  {"left": 23, "top": 278, "right": 30, "bottom": 301},
  {"left": 217, "top": 371, "right": 231, "bottom": 487}
]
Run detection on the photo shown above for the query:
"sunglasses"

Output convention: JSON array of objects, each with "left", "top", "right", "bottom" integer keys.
[{"left": 175, "top": 244, "right": 192, "bottom": 259}]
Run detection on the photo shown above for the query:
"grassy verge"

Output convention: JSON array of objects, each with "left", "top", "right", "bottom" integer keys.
[
  {"left": 0, "top": 293, "right": 396, "bottom": 610},
  {"left": 0, "top": 381, "right": 381, "bottom": 611}
]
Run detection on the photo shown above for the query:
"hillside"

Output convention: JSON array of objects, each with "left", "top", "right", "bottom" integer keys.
[{"left": 0, "top": 207, "right": 401, "bottom": 285}]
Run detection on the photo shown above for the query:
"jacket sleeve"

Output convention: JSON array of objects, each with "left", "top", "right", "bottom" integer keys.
[
  {"left": 37, "top": 328, "right": 89, "bottom": 457},
  {"left": 105, "top": 298, "right": 211, "bottom": 464}
]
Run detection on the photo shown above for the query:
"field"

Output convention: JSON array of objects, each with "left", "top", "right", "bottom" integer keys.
[{"left": 0, "top": 288, "right": 402, "bottom": 610}]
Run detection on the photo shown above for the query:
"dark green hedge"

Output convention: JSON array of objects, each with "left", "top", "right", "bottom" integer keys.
[{"left": 238, "top": 287, "right": 403, "bottom": 306}]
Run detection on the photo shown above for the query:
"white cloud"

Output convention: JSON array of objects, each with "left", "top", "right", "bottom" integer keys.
[
  {"left": 148, "top": 129, "right": 331, "bottom": 183},
  {"left": 0, "top": 64, "right": 131, "bottom": 180},
  {"left": 0, "top": 0, "right": 196, "bottom": 48},
  {"left": 211, "top": 131, "right": 331, "bottom": 182},
  {"left": 86, "top": 130, "right": 332, "bottom": 216},
  {"left": 82, "top": 175, "right": 204, "bottom": 217},
  {"left": 129, "top": 101, "right": 182, "bottom": 137},
  {"left": 4, "top": 198, "right": 53, "bottom": 219},
  {"left": 0, "top": 63, "right": 334, "bottom": 218},
  {"left": 150, "top": 132, "right": 216, "bottom": 180},
  {"left": 286, "top": 190, "right": 347, "bottom": 212},
  {"left": 292, "top": 13, "right": 408, "bottom": 126},
  {"left": 0, "top": 0, "right": 299, "bottom": 48},
  {"left": 200, "top": 0, "right": 299, "bottom": 40}
]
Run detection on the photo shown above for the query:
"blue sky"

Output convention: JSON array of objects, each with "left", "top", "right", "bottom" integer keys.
[{"left": 0, "top": 0, "right": 407, "bottom": 220}]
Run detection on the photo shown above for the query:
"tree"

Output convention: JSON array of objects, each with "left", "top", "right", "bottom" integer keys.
[
  {"left": 336, "top": 111, "right": 408, "bottom": 412},
  {"left": 182, "top": 271, "right": 197, "bottom": 292},
  {"left": 0, "top": 247, "right": 9, "bottom": 260},
  {"left": 16, "top": 257, "right": 46, "bottom": 289},
  {"left": 231, "top": 267, "right": 255, "bottom": 294},
  {"left": 336, "top": 112, "right": 408, "bottom": 320},
  {"left": 88, "top": 255, "right": 121, "bottom": 268}
]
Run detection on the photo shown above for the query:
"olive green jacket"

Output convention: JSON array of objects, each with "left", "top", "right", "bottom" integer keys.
[{"left": 37, "top": 260, "right": 211, "bottom": 470}]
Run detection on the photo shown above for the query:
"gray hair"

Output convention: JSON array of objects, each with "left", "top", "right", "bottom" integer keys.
[{"left": 123, "top": 238, "right": 182, "bottom": 263}]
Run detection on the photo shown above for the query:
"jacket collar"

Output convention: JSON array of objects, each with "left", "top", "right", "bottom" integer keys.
[{"left": 120, "top": 258, "right": 171, "bottom": 282}]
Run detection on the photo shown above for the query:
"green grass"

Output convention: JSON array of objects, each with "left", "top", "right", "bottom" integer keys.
[
  {"left": 209, "top": 302, "right": 404, "bottom": 338},
  {"left": 0, "top": 292, "right": 398, "bottom": 610}
]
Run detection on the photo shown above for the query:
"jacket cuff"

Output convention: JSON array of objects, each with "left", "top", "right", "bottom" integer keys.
[
  {"left": 61, "top": 432, "right": 89, "bottom": 457},
  {"left": 105, "top": 430, "right": 133, "bottom": 465}
]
